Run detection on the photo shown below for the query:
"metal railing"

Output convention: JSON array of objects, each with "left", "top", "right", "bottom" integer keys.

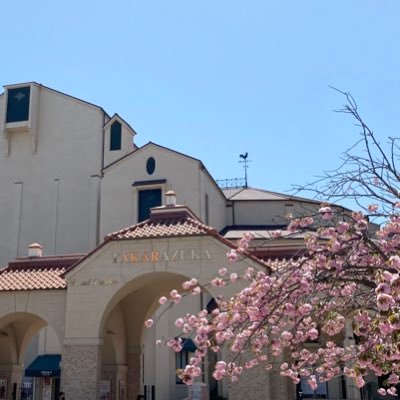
[{"left": 216, "top": 178, "right": 246, "bottom": 189}]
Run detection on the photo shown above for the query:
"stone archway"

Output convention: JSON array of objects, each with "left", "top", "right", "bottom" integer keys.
[
  {"left": 0, "top": 311, "right": 61, "bottom": 400},
  {"left": 98, "top": 271, "right": 194, "bottom": 400},
  {"left": 62, "top": 230, "right": 267, "bottom": 400}
]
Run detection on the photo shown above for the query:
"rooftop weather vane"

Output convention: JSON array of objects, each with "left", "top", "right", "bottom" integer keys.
[{"left": 239, "top": 152, "right": 250, "bottom": 188}]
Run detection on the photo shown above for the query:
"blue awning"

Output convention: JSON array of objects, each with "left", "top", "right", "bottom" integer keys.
[{"left": 25, "top": 355, "right": 61, "bottom": 378}]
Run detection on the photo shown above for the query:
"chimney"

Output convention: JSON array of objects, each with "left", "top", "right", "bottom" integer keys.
[
  {"left": 165, "top": 190, "right": 177, "bottom": 207},
  {"left": 28, "top": 243, "right": 43, "bottom": 258}
]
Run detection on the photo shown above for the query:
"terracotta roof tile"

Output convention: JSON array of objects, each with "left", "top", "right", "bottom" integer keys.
[
  {"left": 106, "top": 216, "right": 217, "bottom": 240},
  {"left": 0, "top": 266, "right": 67, "bottom": 291},
  {"left": 0, "top": 255, "right": 83, "bottom": 291}
]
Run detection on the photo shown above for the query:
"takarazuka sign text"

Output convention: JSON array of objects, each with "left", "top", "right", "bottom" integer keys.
[{"left": 113, "top": 248, "right": 212, "bottom": 264}]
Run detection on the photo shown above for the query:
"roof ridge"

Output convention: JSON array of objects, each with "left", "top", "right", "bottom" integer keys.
[
  {"left": 186, "top": 216, "right": 217, "bottom": 232},
  {"left": 105, "top": 219, "right": 150, "bottom": 241}
]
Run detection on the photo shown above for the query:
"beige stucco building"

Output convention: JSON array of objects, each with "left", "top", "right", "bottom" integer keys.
[{"left": 0, "top": 83, "right": 361, "bottom": 400}]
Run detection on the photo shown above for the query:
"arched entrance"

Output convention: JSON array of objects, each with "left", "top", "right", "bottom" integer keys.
[
  {"left": 62, "top": 204, "right": 268, "bottom": 400},
  {"left": 98, "top": 271, "right": 212, "bottom": 400},
  {"left": 0, "top": 311, "right": 63, "bottom": 400}
]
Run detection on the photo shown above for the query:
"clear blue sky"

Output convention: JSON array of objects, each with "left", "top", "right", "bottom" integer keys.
[{"left": 2, "top": 0, "right": 400, "bottom": 198}]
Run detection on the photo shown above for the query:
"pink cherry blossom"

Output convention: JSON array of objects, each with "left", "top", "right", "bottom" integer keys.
[
  {"left": 144, "top": 319, "right": 153, "bottom": 328},
  {"left": 153, "top": 203, "right": 400, "bottom": 391}
]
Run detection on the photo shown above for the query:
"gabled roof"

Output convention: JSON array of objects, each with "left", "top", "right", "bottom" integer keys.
[
  {"left": 104, "top": 141, "right": 204, "bottom": 171},
  {"left": 223, "top": 187, "right": 321, "bottom": 203},
  {"left": 2, "top": 82, "right": 110, "bottom": 116},
  {"left": 103, "top": 113, "right": 137, "bottom": 136},
  {"left": 106, "top": 205, "right": 218, "bottom": 241},
  {"left": 66, "top": 203, "right": 269, "bottom": 276},
  {"left": 0, "top": 254, "right": 84, "bottom": 291},
  {"left": 102, "top": 141, "right": 226, "bottom": 199}
]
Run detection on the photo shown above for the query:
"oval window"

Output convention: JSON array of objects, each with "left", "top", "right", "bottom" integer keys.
[{"left": 146, "top": 157, "right": 156, "bottom": 175}]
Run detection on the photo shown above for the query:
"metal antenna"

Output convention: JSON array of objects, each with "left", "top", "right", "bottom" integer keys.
[{"left": 239, "top": 152, "right": 250, "bottom": 188}]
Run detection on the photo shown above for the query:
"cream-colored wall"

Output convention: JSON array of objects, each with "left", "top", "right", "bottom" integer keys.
[
  {"left": 64, "top": 235, "right": 259, "bottom": 340},
  {"left": 232, "top": 200, "right": 322, "bottom": 226},
  {"left": 103, "top": 118, "right": 135, "bottom": 168},
  {"left": 143, "top": 293, "right": 203, "bottom": 400},
  {"left": 0, "top": 86, "right": 105, "bottom": 266},
  {"left": 0, "top": 290, "right": 66, "bottom": 365},
  {"left": 100, "top": 144, "right": 227, "bottom": 238},
  {"left": 202, "top": 171, "right": 228, "bottom": 231},
  {"left": 64, "top": 235, "right": 266, "bottom": 399},
  {"left": 38, "top": 325, "right": 62, "bottom": 355}
]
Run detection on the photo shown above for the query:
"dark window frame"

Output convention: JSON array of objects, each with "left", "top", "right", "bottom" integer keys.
[
  {"left": 146, "top": 157, "right": 156, "bottom": 175},
  {"left": 6, "top": 86, "right": 31, "bottom": 123},
  {"left": 297, "top": 377, "right": 328, "bottom": 399},
  {"left": 138, "top": 188, "right": 162, "bottom": 222},
  {"left": 110, "top": 121, "right": 122, "bottom": 151},
  {"left": 175, "top": 350, "right": 190, "bottom": 384}
]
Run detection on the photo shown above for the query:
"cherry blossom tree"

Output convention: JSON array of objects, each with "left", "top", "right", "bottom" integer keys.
[
  {"left": 295, "top": 88, "right": 400, "bottom": 217},
  {"left": 146, "top": 93, "right": 400, "bottom": 397}
]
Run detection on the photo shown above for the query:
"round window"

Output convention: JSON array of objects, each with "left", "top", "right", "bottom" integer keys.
[{"left": 146, "top": 157, "right": 156, "bottom": 175}]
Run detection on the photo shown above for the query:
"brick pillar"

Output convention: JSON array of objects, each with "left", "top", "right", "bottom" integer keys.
[
  {"left": 127, "top": 346, "right": 141, "bottom": 399},
  {"left": 267, "top": 357, "right": 296, "bottom": 400},
  {"left": 10, "top": 364, "right": 24, "bottom": 399},
  {"left": 116, "top": 365, "right": 128, "bottom": 400},
  {"left": 62, "top": 343, "right": 101, "bottom": 400},
  {"left": 0, "top": 364, "right": 24, "bottom": 400},
  {"left": 101, "top": 364, "right": 128, "bottom": 400},
  {"left": 227, "top": 365, "right": 270, "bottom": 400}
]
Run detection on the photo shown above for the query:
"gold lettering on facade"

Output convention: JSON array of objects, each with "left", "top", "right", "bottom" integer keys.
[
  {"left": 171, "top": 249, "right": 179, "bottom": 261},
  {"left": 151, "top": 251, "right": 160, "bottom": 262},
  {"left": 68, "top": 278, "right": 118, "bottom": 287},
  {"left": 191, "top": 249, "right": 200, "bottom": 260},
  {"left": 114, "top": 249, "right": 212, "bottom": 264}
]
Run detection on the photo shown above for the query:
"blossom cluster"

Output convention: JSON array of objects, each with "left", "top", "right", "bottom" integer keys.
[{"left": 145, "top": 204, "right": 400, "bottom": 396}]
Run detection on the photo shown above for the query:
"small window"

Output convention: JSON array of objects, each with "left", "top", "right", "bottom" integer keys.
[
  {"left": 175, "top": 339, "right": 196, "bottom": 384},
  {"left": 176, "top": 350, "right": 189, "bottom": 384},
  {"left": 138, "top": 189, "right": 162, "bottom": 222},
  {"left": 110, "top": 121, "right": 122, "bottom": 151},
  {"left": 206, "top": 298, "right": 217, "bottom": 314},
  {"left": 205, "top": 194, "right": 209, "bottom": 225},
  {"left": 6, "top": 87, "right": 30, "bottom": 123},
  {"left": 297, "top": 377, "right": 327, "bottom": 398},
  {"left": 146, "top": 157, "right": 156, "bottom": 175}
]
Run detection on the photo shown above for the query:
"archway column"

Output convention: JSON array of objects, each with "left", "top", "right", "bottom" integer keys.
[
  {"left": 127, "top": 345, "right": 141, "bottom": 399},
  {"left": 0, "top": 363, "right": 24, "bottom": 400},
  {"left": 101, "top": 364, "right": 128, "bottom": 400},
  {"left": 62, "top": 338, "right": 102, "bottom": 400},
  {"left": 343, "top": 321, "right": 361, "bottom": 400}
]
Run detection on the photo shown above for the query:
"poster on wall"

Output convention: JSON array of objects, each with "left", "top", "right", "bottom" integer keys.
[
  {"left": 118, "top": 381, "right": 126, "bottom": 400},
  {"left": 0, "top": 379, "right": 6, "bottom": 400},
  {"left": 99, "top": 380, "right": 111, "bottom": 400},
  {"left": 43, "top": 384, "right": 52, "bottom": 400},
  {"left": 21, "top": 378, "right": 34, "bottom": 400}
]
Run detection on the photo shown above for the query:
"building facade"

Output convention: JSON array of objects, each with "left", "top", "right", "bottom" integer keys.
[{"left": 0, "top": 83, "right": 365, "bottom": 400}]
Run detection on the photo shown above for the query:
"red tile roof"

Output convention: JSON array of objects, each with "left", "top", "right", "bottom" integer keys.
[
  {"left": 106, "top": 206, "right": 218, "bottom": 240},
  {"left": 102, "top": 205, "right": 270, "bottom": 271},
  {"left": 0, "top": 255, "right": 84, "bottom": 291},
  {"left": 107, "top": 217, "right": 217, "bottom": 240}
]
